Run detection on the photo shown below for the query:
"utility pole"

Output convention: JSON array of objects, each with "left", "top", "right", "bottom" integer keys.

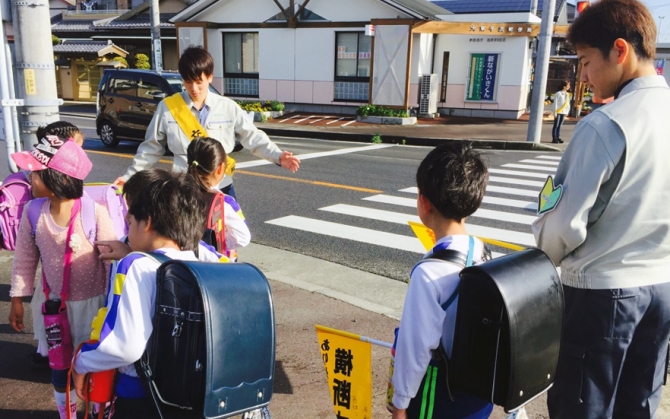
[
  {"left": 526, "top": 0, "right": 556, "bottom": 143},
  {"left": 150, "top": 0, "right": 163, "bottom": 71},
  {"left": 530, "top": 0, "right": 538, "bottom": 16},
  {"left": 0, "top": 0, "right": 20, "bottom": 171}
]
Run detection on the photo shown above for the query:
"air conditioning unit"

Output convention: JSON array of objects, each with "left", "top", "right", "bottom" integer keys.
[{"left": 419, "top": 74, "right": 439, "bottom": 117}]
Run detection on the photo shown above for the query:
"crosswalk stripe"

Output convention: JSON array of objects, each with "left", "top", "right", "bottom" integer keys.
[
  {"left": 470, "top": 208, "right": 537, "bottom": 225},
  {"left": 266, "top": 215, "right": 427, "bottom": 253},
  {"left": 520, "top": 159, "right": 559, "bottom": 166},
  {"left": 488, "top": 176, "right": 544, "bottom": 188},
  {"left": 537, "top": 155, "right": 562, "bottom": 160},
  {"left": 489, "top": 169, "right": 552, "bottom": 179},
  {"left": 363, "top": 194, "right": 415, "bottom": 207},
  {"left": 400, "top": 185, "right": 539, "bottom": 197},
  {"left": 486, "top": 185, "right": 538, "bottom": 197},
  {"left": 502, "top": 163, "right": 557, "bottom": 172},
  {"left": 236, "top": 144, "right": 394, "bottom": 168},
  {"left": 482, "top": 196, "right": 536, "bottom": 211},
  {"left": 320, "top": 204, "right": 536, "bottom": 245}
]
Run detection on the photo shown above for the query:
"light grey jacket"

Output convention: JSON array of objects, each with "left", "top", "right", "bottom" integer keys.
[
  {"left": 532, "top": 75, "right": 670, "bottom": 289},
  {"left": 121, "top": 91, "right": 282, "bottom": 188}
]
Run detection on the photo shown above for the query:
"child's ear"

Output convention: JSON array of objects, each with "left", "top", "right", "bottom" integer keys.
[
  {"left": 417, "top": 194, "right": 433, "bottom": 215},
  {"left": 143, "top": 216, "right": 153, "bottom": 233},
  {"left": 216, "top": 161, "right": 226, "bottom": 176}
]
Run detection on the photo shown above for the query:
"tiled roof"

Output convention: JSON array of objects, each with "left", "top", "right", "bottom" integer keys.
[
  {"left": 53, "top": 41, "right": 110, "bottom": 53},
  {"left": 432, "top": 0, "right": 567, "bottom": 16},
  {"left": 93, "top": 13, "right": 176, "bottom": 29},
  {"left": 51, "top": 19, "right": 95, "bottom": 32}
]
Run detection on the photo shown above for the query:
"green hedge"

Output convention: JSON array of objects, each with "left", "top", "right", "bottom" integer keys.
[
  {"left": 235, "top": 100, "right": 284, "bottom": 112},
  {"left": 357, "top": 104, "right": 409, "bottom": 118}
]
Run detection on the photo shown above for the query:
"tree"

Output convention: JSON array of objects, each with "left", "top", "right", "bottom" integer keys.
[
  {"left": 52, "top": 35, "right": 61, "bottom": 45},
  {"left": 134, "top": 53, "right": 151, "bottom": 70},
  {"left": 114, "top": 56, "right": 128, "bottom": 68}
]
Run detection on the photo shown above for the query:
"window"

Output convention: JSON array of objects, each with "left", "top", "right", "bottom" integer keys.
[
  {"left": 136, "top": 78, "right": 164, "bottom": 99},
  {"left": 334, "top": 32, "right": 371, "bottom": 102},
  {"left": 110, "top": 77, "right": 137, "bottom": 96},
  {"left": 223, "top": 32, "right": 259, "bottom": 97}
]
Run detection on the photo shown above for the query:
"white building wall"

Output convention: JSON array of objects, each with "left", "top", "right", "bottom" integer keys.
[
  {"left": 409, "top": 33, "right": 434, "bottom": 107},
  {"left": 433, "top": 33, "right": 532, "bottom": 118}
]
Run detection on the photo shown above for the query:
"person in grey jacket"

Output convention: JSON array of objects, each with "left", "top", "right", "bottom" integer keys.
[
  {"left": 531, "top": 1, "right": 670, "bottom": 418},
  {"left": 113, "top": 47, "right": 300, "bottom": 200}
]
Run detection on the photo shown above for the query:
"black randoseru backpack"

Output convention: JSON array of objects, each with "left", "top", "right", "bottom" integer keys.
[{"left": 135, "top": 255, "right": 276, "bottom": 419}]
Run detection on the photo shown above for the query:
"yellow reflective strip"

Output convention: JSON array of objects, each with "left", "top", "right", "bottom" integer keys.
[{"left": 113, "top": 273, "right": 126, "bottom": 295}]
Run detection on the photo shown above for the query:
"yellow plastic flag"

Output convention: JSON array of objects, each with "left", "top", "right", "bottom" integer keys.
[
  {"left": 408, "top": 220, "right": 436, "bottom": 251},
  {"left": 316, "top": 325, "right": 372, "bottom": 419}
]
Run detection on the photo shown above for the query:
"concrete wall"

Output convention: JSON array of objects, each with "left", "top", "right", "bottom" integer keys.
[{"left": 433, "top": 33, "right": 532, "bottom": 119}]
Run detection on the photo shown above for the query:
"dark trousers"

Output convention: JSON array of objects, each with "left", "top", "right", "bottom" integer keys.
[
  {"left": 111, "top": 397, "right": 160, "bottom": 419},
  {"left": 552, "top": 114, "right": 566, "bottom": 140},
  {"left": 548, "top": 283, "right": 670, "bottom": 419},
  {"left": 220, "top": 184, "right": 237, "bottom": 201}
]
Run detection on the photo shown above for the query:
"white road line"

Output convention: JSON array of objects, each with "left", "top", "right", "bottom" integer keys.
[
  {"left": 519, "top": 159, "right": 559, "bottom": 166},
  {"left": 320, "top": 204, "right": 535, "bottom": 246},
  {"left": 400, "top": 185, "right": 539, "bottom": 198},
  {"left": 294, "top": 116, "right": 314, "bottom": 124},
  {"left": 341, "top": 119, "right": 357, "bottom": 127},
  {"left": 482, "top": 196, "right": 536, "bottom": 211},
  {"left": 308, "top": 116, "right": 331, "bottom": 124},
  {"left": 486, "top": 185, "right": 538, "bottom": 197},
  {"left": 488, "top": 176, "right": 545, "bottom": 188},
  {"left": 266, "top": 215, "right": 507, "bottom": 256},
  {"left": 61, "top": 115, "right": 95, "bottom": 120},
  {"left": 489, "top": 169, "right": 552, "bottom": 179},
  {"left": 266, "top": 215, "right": 427, "bottom": 253},
  {"left": 326, "top": 117, "right": 346, "bottom": 125},
  {"left": 323, "top": 203, "right": 536, "bottom": 232},
  {"left": 236, "top": 144, "right": 395, "bottom": 168},
  {"left": 278, "top": 115, "right": 302, "bottom": 123},
  {"left": 502, "top": 163, "right": 557, "bottom": 172},
  {"left": 537, "top": 155, "right": 562, "bottom": 160},
  {"left": 363, "top": 194, "right": 415, "bottom": 207}
]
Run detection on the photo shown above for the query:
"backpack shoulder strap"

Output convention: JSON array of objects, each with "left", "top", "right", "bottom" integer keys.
[
  {"left": 80, "top": 194, "right": 97, "bottom": 246},
  {"left": 208, "top": 192, "right": 226, "bottom": 252},
  {"left": 28, "top": 198, "right": 48, "bottom": 237}
]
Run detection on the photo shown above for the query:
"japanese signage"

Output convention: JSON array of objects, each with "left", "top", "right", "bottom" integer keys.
[
  {"left": 466, "top": 53, "right": 499, "bottom": 101},
  {"left": 655, "top": 59, "right": 665, "bottom": 76},
  {"left": 470, "top": 24, "right": 533, "bottom": 35},
  {"left": 316, "top": 325, "right": 372, "bottom": 419}
]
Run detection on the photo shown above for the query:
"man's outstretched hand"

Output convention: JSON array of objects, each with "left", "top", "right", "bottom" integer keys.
[{"left": 279, "top": 151, "right": 300, "bottom": 173}]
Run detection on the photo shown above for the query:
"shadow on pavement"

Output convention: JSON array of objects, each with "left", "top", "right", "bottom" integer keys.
[
  {"left": 0, "top": 341, "right": 51, "bottom": 384},
  {"left": 0, "top": 410, "right": 54, "bottom": 419},
  {"left": 273, "top": 360, "right": 293, "bottom": 395}
]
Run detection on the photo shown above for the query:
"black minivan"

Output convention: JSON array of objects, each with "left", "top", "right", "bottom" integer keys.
[{"left": 96, "top": 69, "right": 220, "bottom": 147}]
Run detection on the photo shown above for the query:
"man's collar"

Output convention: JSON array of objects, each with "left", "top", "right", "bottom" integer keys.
[
  {"left": 614, "top": 79, "right": 635, "bottom": 99},
  {"left": 182, "top": 90, "right": 210, "bottom": 111}
]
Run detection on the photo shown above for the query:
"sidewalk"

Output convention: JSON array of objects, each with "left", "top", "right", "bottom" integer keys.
[{"left": 59, "top": 102, "right": 572, "bottom": 151}]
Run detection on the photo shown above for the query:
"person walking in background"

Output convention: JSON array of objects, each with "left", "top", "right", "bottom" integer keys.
[
  {"left": 552, "top": 80, "right": 571, "bottom": 143},
  {"left": 532, "top": 1, "right": 670, "bottom": 418}
]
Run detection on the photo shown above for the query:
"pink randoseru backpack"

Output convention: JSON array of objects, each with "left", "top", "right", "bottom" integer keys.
[
  {"left": 82, "top": 184, "right": 128, "bottom": 240},
  {"left": 0, "top": 172, "right": 32, "bottom": 250}
]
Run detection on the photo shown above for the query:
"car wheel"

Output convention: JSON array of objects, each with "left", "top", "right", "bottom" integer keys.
[{"left": 99, "top": 121, "right": 120, "bottom": 147}]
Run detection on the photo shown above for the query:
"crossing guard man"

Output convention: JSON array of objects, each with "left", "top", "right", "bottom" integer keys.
[{"left": 532, "top": 1, "right": 670, "bottom": 418}]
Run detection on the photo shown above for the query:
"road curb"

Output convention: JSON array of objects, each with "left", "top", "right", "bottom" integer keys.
[
  {"left": 60, "top": 112, "right": 96, "bottom": 119},
  {"left": 261, "top": 127, "right": 562, "bottom": 151}
]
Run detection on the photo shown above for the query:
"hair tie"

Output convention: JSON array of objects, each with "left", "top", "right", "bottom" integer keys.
[{"left": 192, "top": 161, "right": 199, "bottom": 167}]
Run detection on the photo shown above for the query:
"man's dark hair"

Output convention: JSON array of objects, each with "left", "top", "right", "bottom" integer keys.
[
  {"left": 178, "top": 46, "right": 215, "bottom": 81},
  {"left": 187, "top": 137, "right": 228, "bottom": 193},
  {"left": 128, "top": 173, "right": 206, "bottom": 251},
  {"left": 568, "top": 0, "right": 656, "bottom": 60},
  {"left": 36, "top": 168, "right": 84, "bottom": 200},
  {"left": 36, "top": 121, "right": 82, "bottom": 143},
  {"left": 123, "top": 168, "right": 172, "bottom": 207},
  {"left": 416, "top": 142, "right": 488, "bottom": 221}
]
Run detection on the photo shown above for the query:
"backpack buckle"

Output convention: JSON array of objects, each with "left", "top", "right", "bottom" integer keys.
[{"left": 172, "top": 322, "right": 182, "bottom": 337}]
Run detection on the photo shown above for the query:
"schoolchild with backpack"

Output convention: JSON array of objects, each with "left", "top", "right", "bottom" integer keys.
[
  {"left": 7, "top": 136, "right": 117, "bottom": 419},
  {"left": 72, "top": 173, "right": 209, "bottom": 419},
  {"left": 186, "top": 137, "right": 250, "bottom": 260},
  {"left": 391, "top": 143, "right": 493, "bottom": 419}
]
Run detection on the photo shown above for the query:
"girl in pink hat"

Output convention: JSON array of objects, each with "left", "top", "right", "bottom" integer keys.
[{"left": 7, "top": 136, "right": 117, "bottom": 419}]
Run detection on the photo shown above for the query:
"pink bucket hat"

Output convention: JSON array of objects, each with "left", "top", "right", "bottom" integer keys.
[{"left": 11, "top": 135, "right": 92, "bottom": 180}]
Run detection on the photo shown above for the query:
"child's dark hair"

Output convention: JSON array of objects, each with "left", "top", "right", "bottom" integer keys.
[
  {"left": 568, "top": 0, "right": 656, "bottom": 61},
  {"left": 123, "top": 169, "right": 172, "bottom": 207},
  {"left": 178, "top": 46, "right": 215, "bottom": 81},
  {"left": 558, "top": 80, "right": 570, "bottom": 90},
  {"left": 128, "top": 173, "right": 205, "bottom": 251},
  {"left": 187, "top": 137, "right": 227, "bottom": 192},
  {"left": 36, "top": 168, "right": 84, "bottom": 200},
  {"left": 416, "top": 142, "right": 488, "bottom": 221},
  {"left": 36, "top": 121, "right": 82, "bottom": 143}
]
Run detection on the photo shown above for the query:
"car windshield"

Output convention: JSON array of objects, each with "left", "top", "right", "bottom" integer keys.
[{"left": 166, "top": 77, "right": 220, "bottom": 95}]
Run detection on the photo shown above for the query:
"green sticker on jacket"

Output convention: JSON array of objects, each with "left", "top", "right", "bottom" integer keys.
[{"left": 538, "top": 176, "right": 563, "bottom": 215}]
